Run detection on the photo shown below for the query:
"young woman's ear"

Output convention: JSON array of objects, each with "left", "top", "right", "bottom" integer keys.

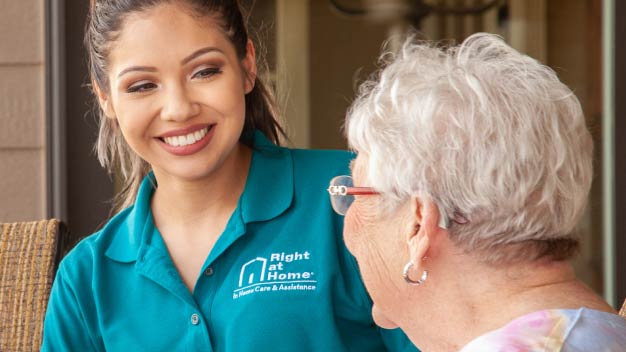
[
  {"left": 93, "top": 81, "right": 116, "bottom": 119},
  {"left": 242, "top": 40, "right": 257, "bottom": 94}
]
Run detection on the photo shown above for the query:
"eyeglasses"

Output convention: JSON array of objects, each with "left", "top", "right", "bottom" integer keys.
[
  {"left": 327, "top": 175, "right": 469, "bottom": 229},
  {"left": 327, "top": 175, "right": 379, "bottom": 216}
]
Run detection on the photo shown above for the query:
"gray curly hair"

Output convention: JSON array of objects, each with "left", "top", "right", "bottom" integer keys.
[{"left": 346, "top": 33, "right": 593, "bottom": 264}]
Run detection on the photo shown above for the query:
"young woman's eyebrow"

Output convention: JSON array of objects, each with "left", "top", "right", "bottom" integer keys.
[
  {"left": 181, "top": 46, "right": 224, "bottom": 65},
  {"left": 117, "top": 47, "right": 224, "bottom": 79},
  {"left": 117, "top": 66, "right": 157, "bottom": 79}
]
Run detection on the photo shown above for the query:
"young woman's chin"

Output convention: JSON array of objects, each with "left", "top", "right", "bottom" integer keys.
[{"left": 151, "top": 152, "right": 232, "bottom": 183}]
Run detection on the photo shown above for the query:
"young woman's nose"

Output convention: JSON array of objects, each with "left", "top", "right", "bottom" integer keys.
[{"left": 160, "top": 85, "right": 200, "bottom": 122}]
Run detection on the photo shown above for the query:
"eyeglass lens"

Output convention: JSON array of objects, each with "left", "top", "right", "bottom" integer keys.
[{"left": 330, "top": 176, "right": 354, "bottom": 216}]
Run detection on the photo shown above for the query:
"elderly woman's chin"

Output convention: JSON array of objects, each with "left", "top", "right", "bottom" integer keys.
[{"left": 372, "top": 304, "right": 398, "bottom": 329}]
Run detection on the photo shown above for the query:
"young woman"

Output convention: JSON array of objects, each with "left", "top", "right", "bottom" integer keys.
[{"left": 42, "top": 1, "right": 416, "bottom": 351}]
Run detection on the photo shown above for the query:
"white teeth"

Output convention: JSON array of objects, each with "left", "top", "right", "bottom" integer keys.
[{"left": 163, "top": 127, "right": 209, "bottom": 147}]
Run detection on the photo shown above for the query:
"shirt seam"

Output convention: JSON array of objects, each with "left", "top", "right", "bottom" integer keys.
[{"left": 557, "top": 308, "right": 584, "bottom": 349}]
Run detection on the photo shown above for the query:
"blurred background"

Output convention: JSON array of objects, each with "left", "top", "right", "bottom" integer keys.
[{"left": 0, "top": 0, "right": 623, "bottom": 308}]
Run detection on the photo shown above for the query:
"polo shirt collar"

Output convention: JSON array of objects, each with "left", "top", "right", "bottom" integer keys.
[
  {"left": 105, "top": 131, "right": 294, "bottom": 263},
  {"left": 241, "top": 130, "right": 294, "bottom": 223},
  {"left": 104, "top": 173, "right": 156, "bottom": 262}
]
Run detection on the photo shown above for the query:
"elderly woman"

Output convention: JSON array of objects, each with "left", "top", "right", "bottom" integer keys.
[{"left": 328, "top": 33, "right": 626, "bottom": 351}]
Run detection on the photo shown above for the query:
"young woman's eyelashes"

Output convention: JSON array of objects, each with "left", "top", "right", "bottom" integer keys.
[
  {"left": 124, "top": 66, "right": 223, "bottom": 94},
  {"left": 126, "top": 80, "right": 158, "bottom": 94},
  {"left": 191, "top": 66, "right": 222, "bottom": 80}
]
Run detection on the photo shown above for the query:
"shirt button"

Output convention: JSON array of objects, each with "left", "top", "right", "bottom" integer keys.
[
  {"left": 190, "top": 313, "right": 200, "bottom": 325},
  {"left": 204, "top": 267, "right": 214, "bottom": 276}
]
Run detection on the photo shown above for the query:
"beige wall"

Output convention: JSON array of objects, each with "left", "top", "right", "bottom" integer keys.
[
  {"left": 547, "top": 0, "right": 603, "bottom": 294},
  {"left": 309, "top": 1, "right": 389, "bottom": 150},
  {"left": 0, "top": 0, "right": 46, "bottom": 222}
]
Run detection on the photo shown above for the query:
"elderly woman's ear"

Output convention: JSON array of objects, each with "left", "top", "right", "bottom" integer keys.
[{"left": 406, "top": 199, "right": 444, "bottom": 264}]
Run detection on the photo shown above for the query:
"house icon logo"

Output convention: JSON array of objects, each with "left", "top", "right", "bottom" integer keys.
[
  {"left": 238, "top": 257, "right": 267, "bottom": 287},
  {"left": 232, "top": 250, "right": 317, "bottom": 300}
]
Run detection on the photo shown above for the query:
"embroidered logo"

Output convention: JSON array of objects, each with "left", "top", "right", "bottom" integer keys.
[{"left": 232, "top": 251, "right": 317, "bottom": 299}]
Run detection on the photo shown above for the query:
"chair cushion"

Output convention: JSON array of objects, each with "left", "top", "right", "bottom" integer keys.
[{"left": 0, "top": 219, "right": 60, "bottom": 351}]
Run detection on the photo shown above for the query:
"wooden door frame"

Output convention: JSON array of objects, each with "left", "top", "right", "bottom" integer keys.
[
  {"left": 45, "top": 1, "right": 114, "bottom": 244},
  {"left": 610, "top": 0, "right": 626, "bottom": 307},
  {"left": 45, "top": 0, "right": 67, "bottom": 222}
]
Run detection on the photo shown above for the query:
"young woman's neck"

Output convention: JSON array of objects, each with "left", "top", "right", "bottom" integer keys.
[
  {"left": 150, "top": 143, "right": 252, "bottom": 226},
  {"left": 400, "top": 254, "right": 612, "bottom": 351}
]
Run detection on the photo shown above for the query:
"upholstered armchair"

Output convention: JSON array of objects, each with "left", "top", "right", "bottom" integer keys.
[{"left": 0, "top": 219, "right": 69, "bottom": 351}]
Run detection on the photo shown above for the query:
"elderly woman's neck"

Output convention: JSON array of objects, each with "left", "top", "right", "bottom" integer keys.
[
  {"left": 470, "top": 257, "right": 578, "bottom": 296},
  {"left": 402, "top": 255, "right": 611, "bottom": 351}
]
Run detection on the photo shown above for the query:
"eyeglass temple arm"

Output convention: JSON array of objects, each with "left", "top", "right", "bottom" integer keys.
[
  {"left": 327, "top": 184, "right": 466, "bottom": 230},
  {"left": 327, "top": 185, "right": 378, "bottom": 196}
]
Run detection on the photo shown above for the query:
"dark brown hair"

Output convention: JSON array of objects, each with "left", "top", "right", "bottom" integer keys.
[{"left": 86, "top": 0, "right": 286, "bottom": 211}]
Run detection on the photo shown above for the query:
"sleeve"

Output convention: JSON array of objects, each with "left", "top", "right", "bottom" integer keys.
[
  {"left": 41, "top": 264, "right": 99, "bottom": 352},
  {"left": 378, "top": 327, "right": 421, "bottom": 352}
]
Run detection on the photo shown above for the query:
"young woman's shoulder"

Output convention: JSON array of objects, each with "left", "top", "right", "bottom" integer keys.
[{"left": 58, "top": 207, "right": 134, "bottom": 277}]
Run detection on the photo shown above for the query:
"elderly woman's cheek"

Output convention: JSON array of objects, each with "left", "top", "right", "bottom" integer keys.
[
  {"left": 343, "top": 203, "right": 377, "bottom": 257},
  {"left": 342, "top": 207, "right": 362, "bottom": 257}
]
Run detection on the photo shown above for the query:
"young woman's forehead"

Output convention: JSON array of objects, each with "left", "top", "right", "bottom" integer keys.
[
  {"left": 108, "top": 4, "right": 234, "bottom": 68},
  {"left": 118, "top": 2, "right": 226, "bottom": 42}
]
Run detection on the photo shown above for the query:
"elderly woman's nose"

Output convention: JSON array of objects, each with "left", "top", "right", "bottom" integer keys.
[{"left": 160, "top": 85, "right": 200, "bottom": 122}]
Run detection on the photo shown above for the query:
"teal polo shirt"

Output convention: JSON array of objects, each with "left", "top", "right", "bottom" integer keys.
[{"left": 42, "top": 132, "right": 418, "bottom": 351}]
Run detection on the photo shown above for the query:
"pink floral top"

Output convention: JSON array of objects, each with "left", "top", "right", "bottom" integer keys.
[{"left": 460, "top": 308, "right": 626, "bottom": 351}]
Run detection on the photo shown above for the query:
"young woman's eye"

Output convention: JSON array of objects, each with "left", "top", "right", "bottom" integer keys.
[
  {"left": 192, "top": 67, "right": 222, "bottom": 80},
  {"left": 126, "top": 82, "right": 157, "bottom": 93}
]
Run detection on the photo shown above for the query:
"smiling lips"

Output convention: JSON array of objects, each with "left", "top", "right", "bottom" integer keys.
[
  {"left": 158, "top": 124, "right": 215, "bottom": 156},
  {"left": 163, "top": 127, "right": 208, "bottom": 147}
]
